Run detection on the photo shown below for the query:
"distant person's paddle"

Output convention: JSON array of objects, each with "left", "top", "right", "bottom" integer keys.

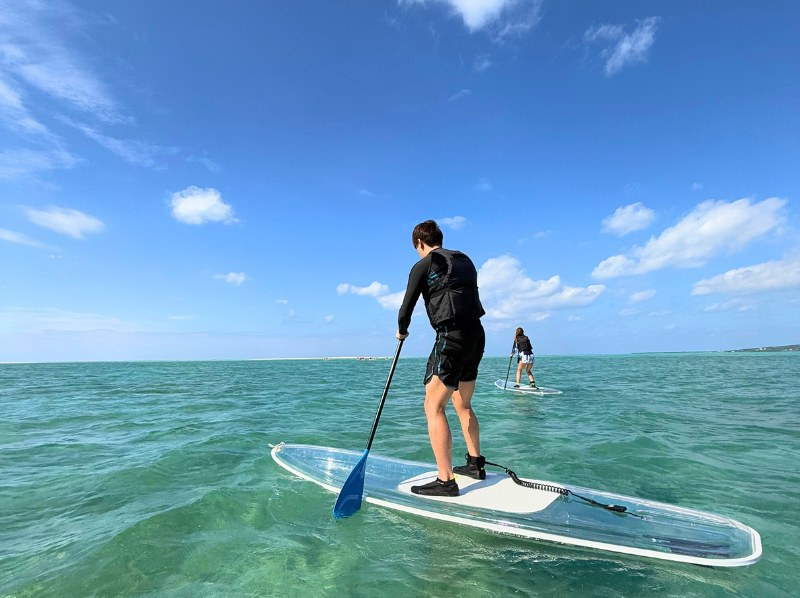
[
  {"left": 503, "top": 352, "right": 514, "bottom": 389},
  {"left": 333, "top": 339, "right": 404, "bottom": 518}
]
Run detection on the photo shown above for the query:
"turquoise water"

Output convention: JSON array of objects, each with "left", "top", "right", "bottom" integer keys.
[{"left": 1, "top": 353, "right": 797, "bottom": 597}]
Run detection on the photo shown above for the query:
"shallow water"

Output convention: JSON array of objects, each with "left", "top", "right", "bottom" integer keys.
[{"left": 1, "top": 353, "right": 797, "bottom": 596}]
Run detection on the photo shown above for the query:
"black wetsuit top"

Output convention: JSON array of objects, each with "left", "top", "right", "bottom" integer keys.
[{"left": 397, "top": 248, "right": 484, "bottom": 335}]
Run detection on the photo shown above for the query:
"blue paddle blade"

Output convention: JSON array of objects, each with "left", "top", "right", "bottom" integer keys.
[{"left": 333, "top": 449, "right": 369, "bottom": 519}]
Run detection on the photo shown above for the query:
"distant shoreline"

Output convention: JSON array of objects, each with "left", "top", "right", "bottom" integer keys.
[{"left": 727, "top": 344, "right": 799, "bottom": 353}]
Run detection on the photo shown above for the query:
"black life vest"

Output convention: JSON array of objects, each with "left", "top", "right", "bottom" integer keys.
[
  {"left": 425, "top": 248, "right": 485, "bottom": 329},
  {"left": 516, "top": 335, "right": 533, "bottom": 354}
]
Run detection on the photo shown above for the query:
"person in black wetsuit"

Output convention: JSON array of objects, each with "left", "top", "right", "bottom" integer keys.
[
  {"left": 395, "top": 220, "right": 487, "bottom": 497},
  {"left": 511, "top": 327, "right": 536, "bottom": 388}
]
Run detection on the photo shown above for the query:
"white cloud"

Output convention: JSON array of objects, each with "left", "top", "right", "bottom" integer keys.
[
  {"left": 692, "top": 259, "right": 800, "bottom": 296},
  {"left": 629, "top": 289, "right": 656, "bottom": 303},
  {"left": 25, "top": 206, "right": 104, "bottom": 239},
  {"left": 337, "top": 281, "right": 389, "bottom": 296},
  {"left": 376, "top": 291, "right": 406, "bottom": 310},
  {"left": 0, "top": 227, "right": 48, "bottom": 248},
  {"left": 585, "top": 17, "right": 661, "bottom": 76},
  {"left": 170, "top": 186, "right": 237, "bottom": 225},
  {"left": 214, "top": 272, "right": 247, "bottom": 286},
  {"left": 275, "top": 299, "right": 289, "bottom": 305},
  {"left": 324, "top": 315, "right": 335, "bottom": 323},
  {"left": 336, "top": 255, "right": 604, "bottom": 322},
  {"left": 402, "top": 0, "right": 541, "bottom": 36},
  {"left": 478, "top": 255, "right": 605, "bottom": 320},
  {"left": 439, "top": 216, "right": 468, "bottom": 230},
  {"left": 601, "top": 202, "right": 656, "bottom": 235},
  {"left": 593, "top": 197, "right": 787, "bottom": 279}
]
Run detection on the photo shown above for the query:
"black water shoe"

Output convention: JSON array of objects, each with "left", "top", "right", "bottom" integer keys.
[
  {"left": 453, "top": 453, "right": 486, "bottom": 480},
  {"left": 411, "top": 477, "right": 459, "bottom": 497}
]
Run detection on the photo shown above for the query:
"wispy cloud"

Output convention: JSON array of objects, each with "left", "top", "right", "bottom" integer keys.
[
  {"left": 25, "top": 205, "right": 104, "bottom": 239},
  {"left": 592, "top": 197, "right": 786, "bottom": 279},
  {"left": 187, "top": 155, "right": 223, "bottom": 173},
  {"left": 0, "top": 2, "right": 120, "bottom": 121},
  {"left": 170, "top": 186, "right": 238, "bottom": 225},
  {"left": 65, "top": 118, "right": 176, "bottom": 168},
  {"left": 703, "top": 298, "right": 757, "bottom": 313},
  {"left": 629, "top": 289, "right": 656, "bottom": 303},
  {"left": 0, "top": 147, "right": 80, "bottom": 179},
  {"left": 214, "top": 272, "right": 248, "bottom": 286},
  {"left": 448, "top": 88, "right": 472, "bottom": 102},
  {"left": 601, "top": 202, "right": 656, "bottom": 236},
  {"left": 584, "top": 17, "right": 661, "bottom": 76},
  {"left": 692, "top": 258, "right": 800, "bottom": 296},
  {"left": 0, "top": 307, "right": 137, "bottom": 333},
  {"left": 0, "top": 227, "right": 49, "bottom": 249},
  {"left": 474, "top": 54, "right": 493, "bottom": 73},
  {"left": 439, "top": 215, "right": 468, "bottom": 230},
  {"left": 336, "top": 281, "right": 389, "bottom": 297},
  {"left": 476, "top": 177, "right": 492, "bottom": 192}
]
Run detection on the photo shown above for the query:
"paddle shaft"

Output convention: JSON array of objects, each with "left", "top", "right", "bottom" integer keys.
[
  {"left": 503, "top": 350, "right": 514, "bottom": 388},
  {"left": 365, "top": 339, "right": 404, "bottom": 450}
]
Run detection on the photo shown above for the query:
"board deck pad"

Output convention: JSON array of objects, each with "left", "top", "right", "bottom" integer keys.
[{"left": 397, "top": 471, "right": 560, "bottom": 513}]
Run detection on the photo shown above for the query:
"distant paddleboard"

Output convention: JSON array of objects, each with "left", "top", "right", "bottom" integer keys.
[{"left": 495, "top": 379, "right": 562, "bottom": 395}]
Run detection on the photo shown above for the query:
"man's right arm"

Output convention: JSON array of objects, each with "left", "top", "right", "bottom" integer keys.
[{"left": 397, "top": 258, "right": 427, "bottom": 336}]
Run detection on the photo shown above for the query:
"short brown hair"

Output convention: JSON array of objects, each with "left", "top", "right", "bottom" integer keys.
[{"left": 412, "top": 220, "right": 443, "bottom": 248}]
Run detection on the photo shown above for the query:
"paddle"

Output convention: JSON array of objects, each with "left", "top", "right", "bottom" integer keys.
[
  {"left": 503, "top": 350, "right": 514, "bottom": 389},
  {"left": 333, "top": 338, "right": 404, "bottom": 518}
]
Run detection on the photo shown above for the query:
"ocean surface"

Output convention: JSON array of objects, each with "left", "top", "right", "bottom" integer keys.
[{"left": 1, "top": 353, "right": 798, "bottom": 597}]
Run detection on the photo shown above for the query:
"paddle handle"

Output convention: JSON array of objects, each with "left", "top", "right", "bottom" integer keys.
[{"left": 365, "top": 339, "right": 404, "bottom": 450}]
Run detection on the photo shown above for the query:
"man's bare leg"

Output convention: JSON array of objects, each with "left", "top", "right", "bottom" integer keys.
[{"left": 424, "top": 375, "right": 455, "bottom": 480}]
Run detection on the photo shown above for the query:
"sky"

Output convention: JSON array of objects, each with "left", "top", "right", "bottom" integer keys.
[{"left": 1, "top": 0, "right": 799, "bottom": 362}]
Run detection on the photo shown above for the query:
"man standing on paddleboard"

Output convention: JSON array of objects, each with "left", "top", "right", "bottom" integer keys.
[{"left": 396, "top": 219, "right": 487, "bottom": 497}]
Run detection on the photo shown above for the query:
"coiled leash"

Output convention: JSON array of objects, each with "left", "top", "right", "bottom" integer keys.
[{"left": 484, "top": 459, "right": 643, "bottom": 518}]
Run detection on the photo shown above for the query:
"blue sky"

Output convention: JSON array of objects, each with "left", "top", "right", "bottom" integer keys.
[{"left": 1, "top": 0, "right": 798, "bottom": 362}]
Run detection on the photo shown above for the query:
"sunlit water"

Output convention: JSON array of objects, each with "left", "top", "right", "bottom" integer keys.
[{"left": 1, "top": 353, "right": 797, "bottom": 596}]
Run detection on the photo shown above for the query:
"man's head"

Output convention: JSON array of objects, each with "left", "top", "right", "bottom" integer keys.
[{"left": 411, "top": 220, "right": 443, "bottom": 252}]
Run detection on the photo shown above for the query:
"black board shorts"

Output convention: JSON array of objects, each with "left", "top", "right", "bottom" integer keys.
[{"left": 424, "top": 320, "right": 485, "bottom": 390}]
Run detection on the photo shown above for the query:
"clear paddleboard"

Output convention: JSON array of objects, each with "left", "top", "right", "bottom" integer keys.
[
  {"left": 271, "top": 443, "right": 761, "bottom": 567},
  {"left": 495, "top": 379, "right": 563, "bottom": 395}
]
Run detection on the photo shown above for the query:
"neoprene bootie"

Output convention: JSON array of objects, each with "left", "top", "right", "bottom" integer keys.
[
  {"left": 410, "top": 477, "right": 459, "bottom": 497},
  {"left": 453, "top": 453, "right": 486, "bottom": 480}
]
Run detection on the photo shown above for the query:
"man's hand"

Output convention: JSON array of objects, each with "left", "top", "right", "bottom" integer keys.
[{"left": 396, "top": 330, "right": 409, "bottom": 340}]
